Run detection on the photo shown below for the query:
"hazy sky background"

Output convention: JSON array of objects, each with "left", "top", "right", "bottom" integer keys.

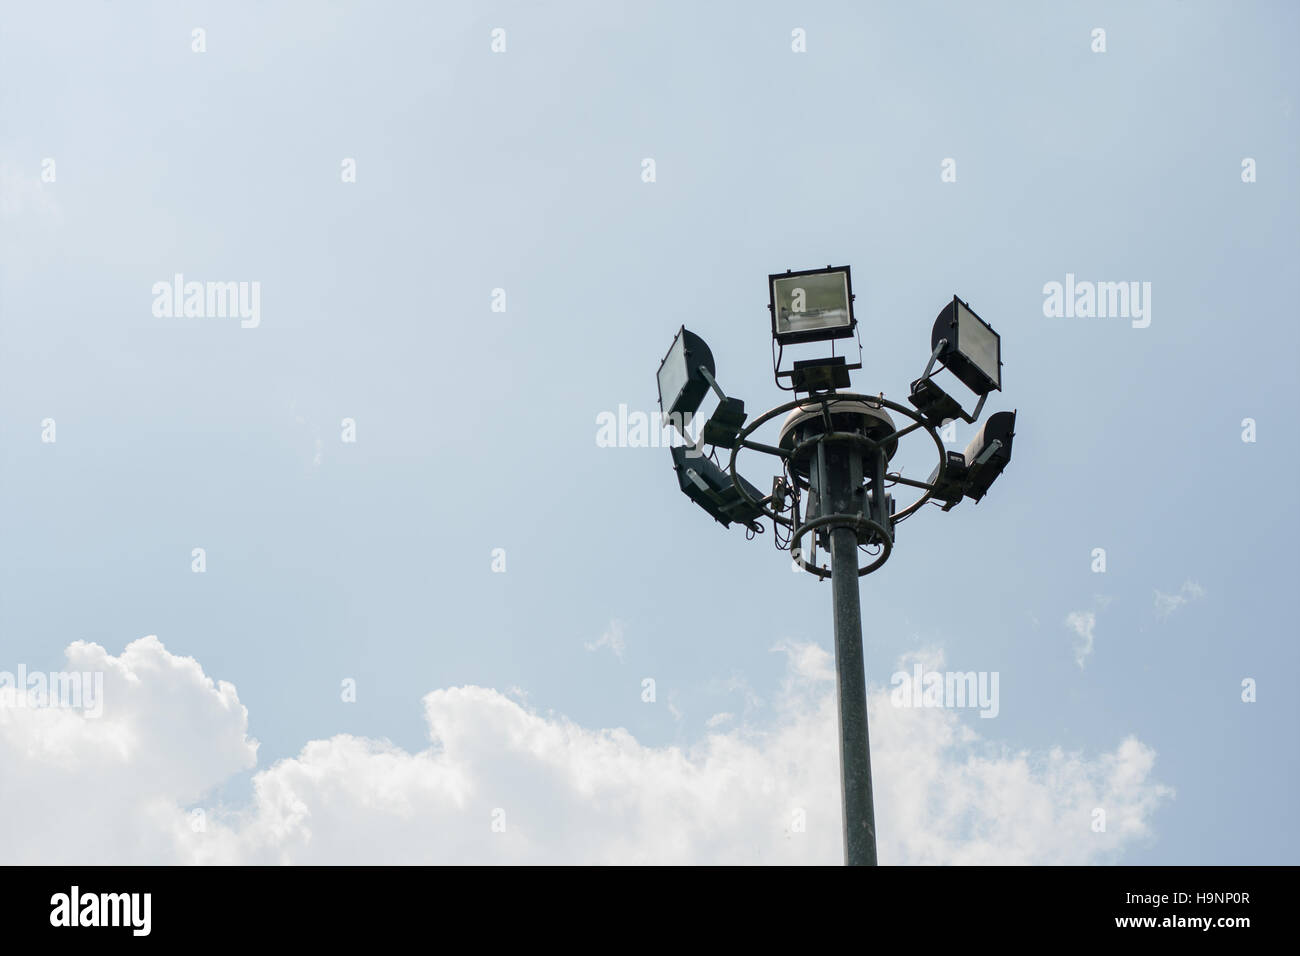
[{"left": 1, "top": 0, "right": 1297, "bottom": 863}]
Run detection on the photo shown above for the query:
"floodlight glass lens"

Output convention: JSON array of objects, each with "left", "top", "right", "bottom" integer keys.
[
  {"left": 658, "top": 333, "right": 690, "bottom": 412},
  {"left": 956, "top": 302, "right": 1000, "bottom": 389},
  {"left": 773, "top": 272, "right": 851, "bottom": 337},
  {"left": 962, "top": 421, "right": 989, "bottom": 467}
]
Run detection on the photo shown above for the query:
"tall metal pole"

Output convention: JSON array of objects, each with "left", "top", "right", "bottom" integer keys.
[
  {"left": 829, "top": 523, "right": 877, "bottom": 865},
  {"left": 813, "top": 429, "right": 879, "bottom": 867}
]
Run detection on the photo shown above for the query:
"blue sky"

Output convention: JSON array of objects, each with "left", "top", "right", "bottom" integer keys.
[{"left": 1, "top": 0, "right": 1296, "bottom": 864}]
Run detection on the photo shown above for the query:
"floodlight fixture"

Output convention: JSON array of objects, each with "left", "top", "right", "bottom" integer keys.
[
  {"left": 908, "top": 376, "right": 967, "bottom": 427},
  {"left": 701, "top": 397, "right": 747, "bottom": 449},
  {"left": 930, "top": 296, "right": 1001, "bottom": 396},
  {"left": 962, "top": 410, "right": 1016, "bottom": 503},
  {"left": 790, "top": 357, "right": 852, "bottom": 393},
  {"left": 657, "top": 326, "right": 717, "bottom": 437},
  {"left": 670, "top": 446, "right": 764, "bottom": 528},
  {"left": 769, "top": 266, "right": 856, "bottom": 346},
  {"left": 926, "top": 451, "right": 969, "bottom": 511}
]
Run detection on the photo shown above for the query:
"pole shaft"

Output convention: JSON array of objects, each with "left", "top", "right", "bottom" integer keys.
[{"left": 830, "top": 522, "right": 878, "bottom": 865}]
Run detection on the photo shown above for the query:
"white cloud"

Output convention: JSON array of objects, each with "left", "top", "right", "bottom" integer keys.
[
  {"left": 704, "top": 673, "right": 763, "bottom": 718},
  {"left": 1066, "top": 610, "right": 1097, "bottom": 669},
  {"left": 1154, "top": 580, "right": 1206, "bottom": 620},
  {"left": 584, "top": 619, "right": 625, "bottom": 659},
  {"left": 0, "top": 636, "right": 256, "bottom": 865},
  {"left": 0, "top": 636, "right": 1171, "bottom": 865}
]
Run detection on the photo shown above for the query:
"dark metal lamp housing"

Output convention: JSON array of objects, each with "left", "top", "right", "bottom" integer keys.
[
  {"left": 657, "top": 326, "right": 716, "bottom": 436},
  {"left": 791, "top": 357, "right": 852, "bottom": 393},
  {"left": 926, "top": 451, "right": 969, "bottom": 510},
  {"left": 670, "top": 446, "right": 764, "bottom": 528},
  {"left": 908, "top": 376, "right": 965, "bottom": 427},
  {"left": 701, "top": 397, "right": 747, "bottom": 448},
  {"left": 931, "top": 296, "right": 1001, "bottom": 396},
  {"left": 962, "top": 410, "right": 1016, "bottom": 502},
  {"left": 769, "top": 266, "right": 856, "bottom": 346}
]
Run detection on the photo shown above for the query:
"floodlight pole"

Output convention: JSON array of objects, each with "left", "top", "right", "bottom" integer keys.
[
  {"left": 830, "top": 526, "right": 877, "bottom": 865},
  {"left": 821, "top": 433, "right": 878, "bottom": 866},
  {"left": 668, "top": 281, "right": 1015, "bottom": 867}
]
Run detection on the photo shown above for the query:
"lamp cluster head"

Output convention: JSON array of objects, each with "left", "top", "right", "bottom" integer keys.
[{"left": 655, "top": 270, "right": 1020, "bottom": 537}]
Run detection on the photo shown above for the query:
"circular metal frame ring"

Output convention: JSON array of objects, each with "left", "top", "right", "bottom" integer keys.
[
  {"left": 726, "top": 392, "right": 949, "bottom": 527},
  {"left": 790, "top": 513, "right": 894, "bottom": 579}
]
